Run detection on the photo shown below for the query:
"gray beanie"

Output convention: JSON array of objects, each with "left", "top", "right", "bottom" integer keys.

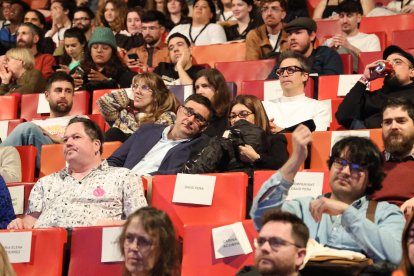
[{"left": 88, "top": 27, "right": 117, "bottom": 49}]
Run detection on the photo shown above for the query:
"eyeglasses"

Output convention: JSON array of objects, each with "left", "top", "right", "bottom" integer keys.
[
  {"left": 124, "top": 234, "right": 153, "bottom": 251},
  {"left": 131, "top": 83, "right": 153, "bottom": 93},
  {"left": 254, "top": 236, "right": 301, "bottom": 250},
  {"left": 388, "top": 58, "right": 413, "bottom": 68},
  {"left": 332, "top": 157, "right": 365, "bottom": 175},
  {"left": 181, "top": 105, "right": 208, "bottom": 126},
  {"left": 229, "top": 110, "right": 253, "bottom": 120},
  {"left": 260, "top": 6, "right": 283, "bottom": 13},
  {"left": 275, "top": 66, "right": 304, "bottom": 77}
]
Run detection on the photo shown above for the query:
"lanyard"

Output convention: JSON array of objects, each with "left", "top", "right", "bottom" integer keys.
[
  {"left": 271, "top": 31, "right": 282, "bottom": 52},
  {"left": 189, "top": 23, "right": 210, "bottom": 44}
]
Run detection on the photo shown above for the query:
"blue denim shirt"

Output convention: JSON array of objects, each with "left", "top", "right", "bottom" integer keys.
[{"left": 250, "top": 171, "right": 405, "bottom": 264}]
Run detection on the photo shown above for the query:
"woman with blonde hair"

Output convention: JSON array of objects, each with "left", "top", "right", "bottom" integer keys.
[
  {"left": 0, "top": 47, "right": 46, "bottom": 95},
  {"left": 0, "top": 243, "right": 15, "bottom": 276},
  {"left": 97, "top": 72, "right": 180, "bottom": 142}
]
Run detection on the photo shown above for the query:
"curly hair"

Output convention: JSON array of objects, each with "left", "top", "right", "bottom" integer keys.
[{"left": 96, "top": 0, "right": 127, "bottom": 33}]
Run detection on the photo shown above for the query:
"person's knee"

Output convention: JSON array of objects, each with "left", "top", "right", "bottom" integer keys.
[{"left": 12, "top": 122, "right": 41, "bottom": 136}]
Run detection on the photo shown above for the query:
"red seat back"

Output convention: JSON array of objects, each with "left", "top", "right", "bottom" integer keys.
[
  {"left": 391, "top": 29, "right": 414, "bottom": 50},
  {"left": 340, "top": 53, "right": 353, "bottom": 74},
  {"left": 192, "top": 42, "right": 246, "bottom": 68},
  {"left": 0, "top": 95, "right": 19, "bottom": 120},
  {"left": 91, "top": 89, "right": 113, "bottom": 114},
  {"left": 15, "top": 146, "right": 37, "bottom": 182},
  {"left": 215, "top": 59, "right": 276, "bottom": 83}
]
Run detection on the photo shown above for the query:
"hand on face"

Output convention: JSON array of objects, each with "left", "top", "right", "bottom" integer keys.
[{"left": 309, "top": 197, "right": 349, "bottom": 222}]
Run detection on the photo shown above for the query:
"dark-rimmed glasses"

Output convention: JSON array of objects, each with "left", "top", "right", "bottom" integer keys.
[
  {"left": 229, "top": 110, "right": 253, "bottom": 120},
  {"left": 276, "top": 66, "right": 304, "bottom": 77},
  {"left": 254, "top": 236, "right": 301, "bottom": 250},
  {"left": 181, "top": 106, "right": 208, "bottom": 126},
  {"left": 332, "top": 157, "right": 365, "bottom": 175}
]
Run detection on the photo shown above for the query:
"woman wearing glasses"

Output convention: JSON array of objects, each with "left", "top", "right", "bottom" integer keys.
[
  {"left": 97, "top": 72, "right": 180, "bottom": 142},
  {"left": 119, "top": 207, "right": 180, "bottom": 276}
]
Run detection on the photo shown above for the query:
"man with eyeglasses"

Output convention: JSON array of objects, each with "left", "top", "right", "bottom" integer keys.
[
  {"left": 267, "top": 17, "right": 343, "bottom": 82},
  {"left": 127, "top": 11, "right": 169, "bottom": 71},
  {"left": 72, "top": 7, "right": 94, "bottom": 41},
  {"left": 107, "top": 94, "right": 213, "bottom": 175},
  {"left": 245, "top": 0, "right": 288, "bottom": 60},
  {"left": 371, "top": 98, "right": 414, "bottom": 213},
  {"left": 251, "top": 124, "right": 405, "bottom": 265},
  {"left": 237, "top": 210, "right": 309, "bottom": 276},
  {"left": 262, "top": 50, "right": 331, "bottom": 131},
  {"left": 337, "top": 45, "right": 414, "bottom": 129}
]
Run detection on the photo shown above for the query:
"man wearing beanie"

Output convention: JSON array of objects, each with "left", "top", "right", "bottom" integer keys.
[
  {"left": 267, "top": 17, "right": 343, "bottom": 81},
  {"left": 74, "top": 27, "right": 135, "bottom": 93}
]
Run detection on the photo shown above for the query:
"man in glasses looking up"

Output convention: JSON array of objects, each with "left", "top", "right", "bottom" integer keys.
[
  {"left": 337, "top": 45, "right": 414, "bottom": 129},
  {"left": 237, "top": 210, "right": 309, "bottom": 276},
  {"left": 251, "top": 125, "right": 405, "bottom": 264},
  {"left": 262, "top": 50, "right": 331, "bottom": 132},
  {"left": 107, "top": 94, "right": 213, "bottom": 175}
]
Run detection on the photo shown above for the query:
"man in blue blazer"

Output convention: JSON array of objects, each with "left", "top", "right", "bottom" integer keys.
[{"left": 107, "top": 94, "right": 213, "bottom": 175}]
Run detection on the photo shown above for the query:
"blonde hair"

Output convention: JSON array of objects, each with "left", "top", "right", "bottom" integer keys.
[
  {"left": 0, "top": 243, "right": 16, "bottom": 276},
  {"left": 5, "top": 48, "right": 34, "bottom": 70}
]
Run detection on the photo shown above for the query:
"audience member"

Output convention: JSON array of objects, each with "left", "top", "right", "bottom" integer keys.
[
  {"left": 237, "top": 210, "right": 308, "bottom": 276},
  {"left": 23, "top": 9, "right": 46, "bottom": 29},
  {"left": 0, "top": 0, "right": 28, "bottom": 54},
  {"left": 251, "top": 125, "right": 405, "bottom": 264},
  {"left": 168, "top": 0, "right": 227, "bottom": 45},
  {"left": 0, "top": 176, "right": 14, "bottom": 229},
  {"left": 73, "top": 27, "right": 135, "bottom": 93},
  {"left": 0, "top": 146, "right": 21, "bottom": 182},
  {"left": 393, "top": 214, "right": 414, "bottom": 276},
  {"left": 193, "top": 68, "right": 232, "bottom": 137},
  {"left": 59, "top": 28, "right": 86, "bottom": 72},
  {"left": 336, "top": 45, "right": 414, "bottom": 129},
  {"left": 7, "top": 117, "right": 147, "bottom": 229},
  {"left": 16, "top": 22, "right": 56, "bottom": 79},
  {"left": 96, "top": 0, "right": 127, "bottom": 34},
  {"left": 45, "top": 0, "right": 73, "bottom": 48},
  {"left": 0, "top": 47, "right": 46, "bottom": 95},
  {"left": 97, "top": 72, "right": 179, "bottom": 142},
  {"left": 0, "top": 0, "right": 11, "bottom": 29},
  {"left": 371, "top": 98, "right": 414, "bottom": 210},
  {"left": 0, "top": 242, "right": 16, "bottom": 275},
  {"left": 284, "top": 0, "right": 308, "bottom": 23},
  {"left": 263, "top": 51, "right": 331, "bottom": 131},
  {"left": 245, "top": 0, "right": 288, "bottom": 60},
  {"left": 116, "top": 7, "right": 145, "bottom": 51},
  {"left": 267, "top": 17, "right": 343, "bottom": 79},
  {"left": 313, "top": 0, "right": 374, "bottom": 19},
  {"left": 119, "top": 207, "right": 180, "bottom": 276},
  {"left": 126, "top": 11, "right": 170, "bottom": 71},
  {"left": 323, "top": 0, "right": 380, "bottom": 72},
  {"left": 224, "top": 0, "right": 260, "bottom": 41},
  {"left": 107, "top": 94, "right": 212, "bottom": 175},
  {"left": 164, "top": 0, "right": 191, "bottom": 31},
  {"left": 1, "top": 72, "right": 75, "bottom": 169},
  {"left": 217, "top": 0, "right": 236, "bottom": 21},
  {"left": 153, "top": 33, "right": 205, "bottom": 85},
  {"left": 23, "top": 10, "right": 55, "bottom": 55},
  {"left": 72, "top": 7, "right": 95, "bottom": 41}
]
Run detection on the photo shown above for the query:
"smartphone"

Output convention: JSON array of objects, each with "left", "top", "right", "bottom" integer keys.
[
  {"left": 75, "top": 66, "right": 85, "bottom": 76},
  {"left": 128, "top": 53, "right": 139, "bottom": 60}
]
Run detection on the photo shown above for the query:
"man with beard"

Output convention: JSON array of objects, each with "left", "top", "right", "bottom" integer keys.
[
  {"left": 16, "top": 22, "right": 56, "bottom": 79},
  {"left": 336, "top": 45, "right": 414, "bottom": 129},
  {"left": 1, "top": 72, "right": 76, "bottom": 170},
  {"left": 371, "top": 98, "right": 414, "bottom": 210},
  {"left": 0, "top": 0, "right": 29, "bottom": 54},
  {"left": 245, "top": 0, "right": 289, "bottom": 60},
  {"left": 126, "top": 11, "right": 169, "bottom": 71},
  {"left": 237, "top": 211, "right": 308, "bottom": 276},
  {"left": 72, "top": 7, "right": 94, "bottom": 41},
  {"left": 251, "top": 124, "right": 405, "bottom": 265},
  {"left": 267, "top": 17, "right": 343, "bottom": 79}
]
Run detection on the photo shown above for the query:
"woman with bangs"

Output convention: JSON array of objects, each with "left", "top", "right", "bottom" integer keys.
[
  {"left": 119, "top": 207, "right": 180, "bottom": 276},
  {"left": 97, "top": 72, "right": 180, "bottom": 142}
]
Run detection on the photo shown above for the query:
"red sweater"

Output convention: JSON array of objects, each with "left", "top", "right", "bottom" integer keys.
[
  {"left": 34, "top": 53, "right": 56, "bottom": 79},
  {"left": 371, "top": 159, "right": 414, "bottom": 206}
]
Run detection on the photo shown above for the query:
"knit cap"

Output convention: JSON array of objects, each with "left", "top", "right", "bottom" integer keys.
[{"left": 88, "top": 27, "right": 117, "bottom": 49}]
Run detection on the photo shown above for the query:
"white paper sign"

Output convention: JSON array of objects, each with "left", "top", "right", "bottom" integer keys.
[
  {"left": 101, "top": 227, "right": 124, "bottom": 263},
  {"left": 337, "top": 75, "right": 362, "bottom": 97},
  {"left": 264, "top": 80, "right": 283, "bottom": 101},
  {"left": 0, "top": 120, "right": 8, "bottom": 142},
  {"left": 8, "top": 185, "right": 24, "bottom": 215},
  {"left": 0, "top": 232, "right": 32, "bottom": 263},
  {"left": 212, "top": 222, "right": 252, "bottom": 259},
  {"left": 172, "top": 173, "right": 216, "bottom": 205},
  {"left": 287, "top": 172, "right": 324, "bottom": 200},
  {"left": 36, "top": 93, "right": 50, "bottom": 114},
  {"left": 331, "top": 130, "right": 370, "bottom": 152},
  {"left": 183, "top": 85, "right": 193, "bottom": 101}
]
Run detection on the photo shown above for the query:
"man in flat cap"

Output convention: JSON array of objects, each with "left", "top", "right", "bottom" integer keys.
[
  {"left": 267, "top": 17, "right": 343, "bottom": 81},
  {"left": 336, "top": 45, "right": 414, "bottom": 129}
]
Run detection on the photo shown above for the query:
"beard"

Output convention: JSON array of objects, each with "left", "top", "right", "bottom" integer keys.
[
  {"left": 49, "top": 101, "right": 72, "bottom": 116},
  {"left": 16, "top": 40, "right": 33, "bottom": 48},
  {"left": 383, "top": 130, "right": 414, "bottom": 157},
  {"left": 383, "top": 74, "right": 405, "bottom": 91},
  {"left": 256, "top": 259, "right": 296, "bottom": 276}
]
